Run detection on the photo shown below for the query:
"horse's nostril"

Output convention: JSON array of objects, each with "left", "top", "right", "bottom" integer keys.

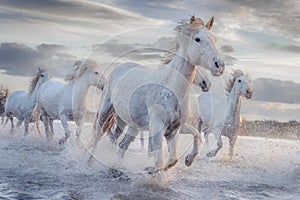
[
  {"left": 214, "top": 61, "right": 219, "bottom": 69},
  {"left": 202, "top": 81, "right": 206, "bottom": 84}
]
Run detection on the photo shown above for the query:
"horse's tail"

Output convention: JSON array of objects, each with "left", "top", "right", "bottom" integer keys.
[
  {"left": 89, "top": 112, "right": 115, "bottom": 147},
  {"left": 32, "top": 105, "right": 41, "bottom": 136},
  {"left": 102, "top": 113, "right": 115, "bottom": 134}
]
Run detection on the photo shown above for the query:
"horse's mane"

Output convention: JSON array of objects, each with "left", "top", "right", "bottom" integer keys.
[
  {"left": 161, "top": 16, "right": 205, "bottom": 65},
  {"left": 64, "top": 59, "right": 98, "bottom": 82},
  {"left": 28, "top": 68, "right": 46, "bottom": 94},
  {"left": 225, "top": 69, "right": 245, "bottom": 94}
]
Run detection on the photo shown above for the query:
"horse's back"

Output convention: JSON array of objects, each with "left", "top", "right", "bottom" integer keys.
[
  {"left": 108, "top": 62, "right": 141, "bottom": 91},
  {"left": 38, "top": 81, "right": 65, "bottom": 115},
  {"left": 5, "top": 90, "right": 27, "bottom": 114}
]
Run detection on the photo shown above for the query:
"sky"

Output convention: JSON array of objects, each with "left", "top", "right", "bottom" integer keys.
[{"left": 0, "top": 0, "right": 299, "bottom": 121}]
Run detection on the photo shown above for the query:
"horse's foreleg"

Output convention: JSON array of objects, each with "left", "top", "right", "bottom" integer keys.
[
  {"left": 147, "top": 135, "right": 153, "bottom": 156},
  {"left": 118, "top": 126, "right": 139, "bottom": 159},
  {"left": 180, "top": 124, "right": 200, "bottom": 166},
  {"left": 41, "top": 114, "right": 50, "bottom": 139},
  {"left": 228, "top": 135, "right": 237, "bottom": 158},
  {"left": 164, "top": 129, "right": 179, "bottom": 170},
  {"left": 9, "top": 117, "right": 14, "bottom": 133},
  {"left": 16, "top": 120, "right": 22, "bottom": 128},
  {"left": 24, "top": 118, "right": 29, "bottom": 136},
  {"left": 48, "top": 119, "right": 54, "bottom": 139},
  {"left": 75, "top": 118, "right": 84, "bottom": 145},
  {"left": 207, "top": 128, "right": 223, "bottom": 157},
  {"left": 59, "top": 115, "right": 70, "bottom": 145},
  {"left": 140, "top": 132, "right": 144, "bottom": 148}
]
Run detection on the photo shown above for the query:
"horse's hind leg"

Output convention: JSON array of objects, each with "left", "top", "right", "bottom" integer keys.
[
  {"left": 59, "top": 115, "right": 70, "bottom": 145},
  {"left": 109, "top": 116, "right": 126, "bottom": 143},
  {"left": 118, "top": 126, "right": 139, "bottom": 159},
  {"left": 9, "top": 117, "right": 14, "bottom": 133},
  {"left": 164, "top": 129, "right": 179, "bottom": 170}
]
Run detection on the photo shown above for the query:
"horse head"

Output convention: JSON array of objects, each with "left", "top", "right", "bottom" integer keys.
[
  {"left": 193, "top": 66, "right": 211, "bottom": 92},
  {"left": 175, "top": 16, "right": 224, "bottom": 76},
  {"left": 227, "top": 69, "right": 253, "bottom": 99}
]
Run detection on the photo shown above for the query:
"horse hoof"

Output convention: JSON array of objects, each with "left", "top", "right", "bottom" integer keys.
[
  {"left": 59, "top": 138, "right": 65, "bottom": 145},
  {"left": 206, "top": 151, "right": 215, "bottom": 158},
  {"left": 164, "top": 159, "right": 178, "bottom": 171},
  {"left": 144, "top": 167, "right": 158, "bottom": 176},
  {"left": 185, "top": 155, "right": 193, "bottom": 166}
]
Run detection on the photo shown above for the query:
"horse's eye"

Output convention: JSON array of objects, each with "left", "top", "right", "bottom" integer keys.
[
  {"left": 95, "top": 71, "right": 99, "bottom": 75},
  {"left": 195, "top": 37, "right": 201, "bottom": 42},
  {"left": 238, "top": 79, "right": 241, "bottom": 82},
  {"left": 41, "top": 74, "right": 44, "bottom": 77}
]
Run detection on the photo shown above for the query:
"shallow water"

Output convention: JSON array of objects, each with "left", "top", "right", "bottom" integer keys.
[{"left": 0, "top": 122, "right": 299, "bottom": 200}]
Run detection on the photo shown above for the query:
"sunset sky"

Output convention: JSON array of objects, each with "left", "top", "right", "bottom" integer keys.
[{"left": 0, "top": 0, "right": 299, "bottom": 121}]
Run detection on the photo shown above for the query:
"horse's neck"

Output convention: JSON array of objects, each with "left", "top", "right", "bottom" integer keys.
[
  {"left": 71, "top": 75, "right": 90, "bottom": 111},
  {"left": 166, "top": 52, "right": 196, "bottom": 99},
  {"left": 226, "top": 88, "right": 241, "bottom": 124},
  {"left": 26, "top": 82, "right": 42, "bottom": 102}
]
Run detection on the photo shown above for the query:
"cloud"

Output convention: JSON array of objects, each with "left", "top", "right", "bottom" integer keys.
[
  {"left": 0, "top": 42, "right": 76, "bottom": 77},
  {"left": 252, "top": 78, "right": 300, "bottom": 104},
  {"left": 268, "top": 44, "right": 300, "bottom": 54},
  {"left": 0, "top": 0, "right": 169, "bottom": 35},
  {"left": 220, "top": 45, "right": 234, "bottom": 53}
]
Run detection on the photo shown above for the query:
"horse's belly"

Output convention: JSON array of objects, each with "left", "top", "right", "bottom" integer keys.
[{"left": 112, "top": 82, "right": 182, "bottom": 129}]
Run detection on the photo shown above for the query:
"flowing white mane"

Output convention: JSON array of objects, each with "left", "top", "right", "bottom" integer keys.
[
  {"left": 65, "top": 59, "right": 98, "bottom": 82},
  {"left": 161, "top": 16, "right": 205, "bottom": 65},
  {"left": 28, "top": 68, "right": 47, "bottom": 94},
  {"left": 225, "top": 69, "right": 245, "bottom": 94}
]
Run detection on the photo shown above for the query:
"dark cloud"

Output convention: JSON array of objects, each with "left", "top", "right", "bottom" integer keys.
[
  {"left": 92, "top": 37, "right": 174, "bottom": 63},
  {"left": 0, "top": 43, "right": 75, "bottom": 77},
  {"left": 221, "top": 54, "right": 237, "bottom": 65},
  {"left": 0, "top": 0, "right": 166, "bottom": 33},
  {"left": 221, "top": 0, "right": 300, "bottom": 36},
  {"left": 0, "top": 0, "right": 137, "bottom": 21},
  {"left": 252, "top": 78, "right": 300, "bottom": 104},
  {"left": 221, "top": 45, "right": 234, "bottom": 53}
]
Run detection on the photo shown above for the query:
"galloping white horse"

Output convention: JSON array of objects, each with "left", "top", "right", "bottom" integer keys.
[
  {"left": 106, "top": 65, "right": 212, "bottom": 149},
  {"left": 91, "top": 16, "right": 225, "bottom": 173},
  {"left": 5, "top": 68, "right": 49, "bottom": 135},
  {"left": 35, "top": 59, "right": 106, "bottom": 144},
  {"left": 198, "top": 69, "right": 253, "bottom": 158}
]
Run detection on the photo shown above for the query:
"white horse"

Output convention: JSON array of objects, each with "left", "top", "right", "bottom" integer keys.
[
  {"left": 0, "top": 86, "right": 9, "bottom": 124},
  {"left": 5, "top": 68, "right": 49, "bottom": 135},
  {"left": 106, "top": 65, "right": 212, "bottom": 150},
  {"left": 198, "top": 69, "right": 253, "bottom": 158},
  {"left": 35, "top": 59, "right": 106, "bottom": 144},
  {"left": 90, "top": 16, "right": 225, "bottom": 173}
]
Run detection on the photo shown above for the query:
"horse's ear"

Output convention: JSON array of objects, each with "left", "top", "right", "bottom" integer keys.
[
  {"left": 190, "top": 15, "right": 196, "bottom": 23},
  {"left": 205, "top": 16, "right": 214, "bottom": 30},
  {"left": 73, "top": 60, "right": 82, "bottom": 70},
  {"left": 38, "top": 67, "right": 41, "bottom": 72}
]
